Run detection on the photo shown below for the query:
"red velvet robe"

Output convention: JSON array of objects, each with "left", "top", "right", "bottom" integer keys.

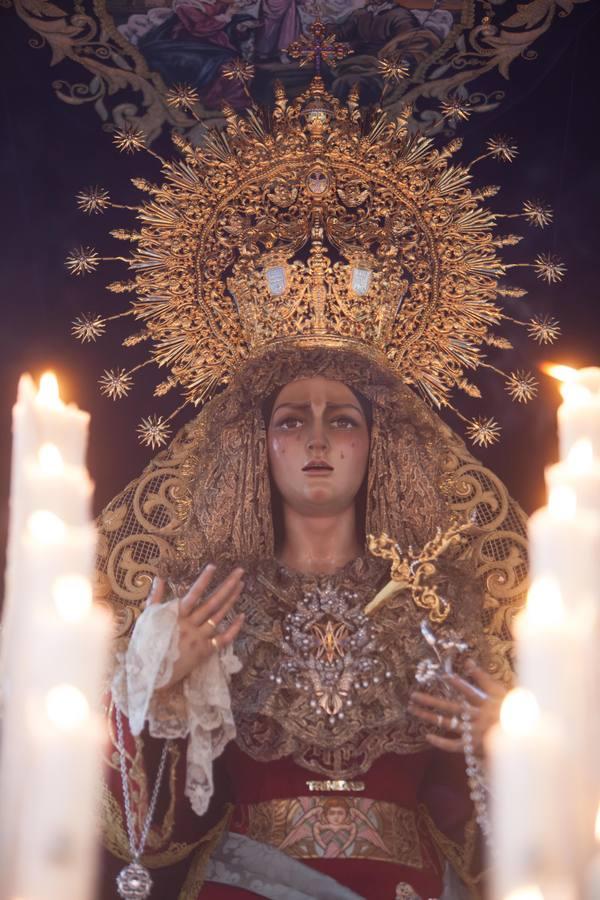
[{"left": 101, "top": 703, "right": 483, "bottom": 900}]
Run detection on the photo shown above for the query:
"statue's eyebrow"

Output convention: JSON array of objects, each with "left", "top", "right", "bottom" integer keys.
[{"left": 272, "top": 401, "right": 363, "bottom": 415}]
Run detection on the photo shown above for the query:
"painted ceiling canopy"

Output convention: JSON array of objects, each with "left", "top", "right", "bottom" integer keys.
[{"left": 10, "top": 0, "right": 588, "bottom": 140}]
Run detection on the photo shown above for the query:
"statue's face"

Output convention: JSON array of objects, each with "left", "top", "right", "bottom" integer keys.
[{"left": 267, "top": 377, "right": 369, "bottom": 517}]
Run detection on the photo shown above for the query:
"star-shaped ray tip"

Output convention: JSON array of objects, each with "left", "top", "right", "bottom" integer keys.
[
  {"left": 440, "top": 95, "right": 471, "bottom": 122},
  {"left": 165, "top": 84, "right": 200, "bottom": 110},
  {"left": 76, "top": 186, "right": 111, "bottom": 215},
  {"left": 527, "top": 315, "right": 561, "bottom": 345},
  {"left": 99, "top": 368, "right": 133, "bottom": 400},
  {"left": 65, "top": 246, "right": 100, "bottom": 275},
  {"left": 534, "top": 253, "right": 566, "bottom": 284},
  {"left": 222, "top": 59, "right": 255, "bottom": 83},
  {"left": 465, "top": 416, "right": 501, "bottom": 448},
  {"left": 71, "top": 313, "right": 106, "bottom": 343},
  {"left": 486, "top": 135, "right": 518, "bottom": 163},
  {"left": 522, "top": 200, "right": 553, "bottom": 229},
  {"left": 376, "top": 58, "right": 410, "bottom": 83},
  {"left": 505, "top": 370, "right": 538, "bottom": 404},
  {"left": 113, "top": 123, "right": 147, "bottom": 154},
  {"left": 137, "top": 415, "right": 171, "bottom": 449}
]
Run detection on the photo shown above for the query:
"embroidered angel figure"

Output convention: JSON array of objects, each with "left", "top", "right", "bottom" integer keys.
[{"left": 279, "top": 797, "right": 393, "bottom": 859}]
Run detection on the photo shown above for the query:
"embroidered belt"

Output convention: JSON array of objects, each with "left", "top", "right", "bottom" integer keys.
[{"left": 231, "top": 796, "right": 423, "bottom": 868}]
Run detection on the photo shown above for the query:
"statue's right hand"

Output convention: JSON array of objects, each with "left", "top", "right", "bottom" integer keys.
[{"left": 147, "top": 564, "right": 245, "bottom": 691}]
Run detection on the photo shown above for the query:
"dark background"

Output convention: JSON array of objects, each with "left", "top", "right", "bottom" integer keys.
[{"left": 1, "top": 3, "right": 599, "bottom": 589}]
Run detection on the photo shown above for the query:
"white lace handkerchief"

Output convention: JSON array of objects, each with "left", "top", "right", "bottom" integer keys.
[{"left": 112, "top": 599, "right": 241, "bottom": 815}]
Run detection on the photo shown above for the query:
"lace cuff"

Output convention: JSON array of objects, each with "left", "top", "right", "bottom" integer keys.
[{"left": 111, "top": 600, "right": 241, "bottom": 816}]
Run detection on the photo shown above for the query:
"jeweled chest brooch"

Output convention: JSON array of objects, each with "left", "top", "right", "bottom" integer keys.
[{"left": 269, "top": 586, "right": 392, "bottom": 725}]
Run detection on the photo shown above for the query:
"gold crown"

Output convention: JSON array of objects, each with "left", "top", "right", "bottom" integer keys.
[{"left": 67, "top": 65, "right": 563, "bottom": 450}]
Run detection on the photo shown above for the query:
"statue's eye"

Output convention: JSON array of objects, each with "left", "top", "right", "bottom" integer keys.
[
  {"left": 331, "top": 416, "right": 358, "bottom": 429},
  {"left": 277, "top": 416, "right": 303, "bottom": 429}
]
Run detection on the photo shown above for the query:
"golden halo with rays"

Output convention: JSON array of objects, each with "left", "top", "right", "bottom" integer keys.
[{"left": 66, "top": 76, "right": 564, "bottom": 448}]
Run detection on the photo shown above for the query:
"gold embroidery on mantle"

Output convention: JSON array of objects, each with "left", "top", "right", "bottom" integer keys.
[
  {"left": 235, "top": 796, "right": 422, "bottom": 867},
  {"left": 230, "top": 549, "right": 484, "bottom": 778}
]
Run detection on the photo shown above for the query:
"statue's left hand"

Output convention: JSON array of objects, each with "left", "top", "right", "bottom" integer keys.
[{"left": 407, "top": 661, "right": 507, "bottom": 756}]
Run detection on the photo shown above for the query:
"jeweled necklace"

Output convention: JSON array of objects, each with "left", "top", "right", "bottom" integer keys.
[
  {"left": 115, "top": 705, "right": 170, "bottom": 900},
  {"left": 414, "top": 619, "right": 492, "bottom": 842},
  {"left": 461, "top": 703, "right": 492, "bottom": 841},
  {"left": 270, "top": 584, "right": 392, "bottom": 725}
]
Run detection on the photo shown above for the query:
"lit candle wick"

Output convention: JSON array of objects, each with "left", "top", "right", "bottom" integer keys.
[
  {"left": 37, "top": 371, "right": 61, "bottom": 407},
  {"left": 540, "top": 363, "right": 577, "bottom": 383}
]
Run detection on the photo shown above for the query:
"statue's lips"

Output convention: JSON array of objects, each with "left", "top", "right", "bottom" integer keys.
[{"left": 302, "top": 461, "right": 334, "bottom": 473}]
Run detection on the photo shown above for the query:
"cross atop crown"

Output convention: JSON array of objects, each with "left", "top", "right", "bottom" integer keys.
[{"left": 286, "top": 17, "right": 352, "bottom": 74}]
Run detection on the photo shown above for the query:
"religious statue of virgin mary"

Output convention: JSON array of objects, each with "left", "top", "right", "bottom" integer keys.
[{"left": 71, "top": 43, "right": 556, "bottom": 898}]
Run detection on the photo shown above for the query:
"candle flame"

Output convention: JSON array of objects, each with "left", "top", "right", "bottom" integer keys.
[
  {"left": 27, "top": 510, "right": 67, "bottom": 544},
  {"left": 504, "top": 888, "right": 544, "bottom": 900},
  {"left": 540, "top": 363, "right": 577, "bottom": 383},
  {"left": 45, "top": 684, "right": 90, "bottom": 731},
  {"left": 548, "top": 485, "right": 576, "bottom": 518},
  {"left": 38, "top": 442, "right": 64, "bottom": 474},
  {"left": 567, "top": 439, "right": 593, "bottom": 469},
  {"left": 52, "top": 575, "right": 93, "bottom": 623},
  {"left": 500, "top": 688, "right": 540, "bottom": 736},
  {"left": 37, "top": 371, "right": 61, "bottom": 406},
  {"left": 526, "top": 577, "right": 564, "bottom": 627}
]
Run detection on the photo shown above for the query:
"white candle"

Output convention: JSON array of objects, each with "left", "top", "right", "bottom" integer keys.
[
  {"left": 508, "top": 362, "right": 600, "bottom": 896},
  {"left": 585, "top": 805, "right": 600, "bottom": 899},
  {"left": 31, "top": 372, "right": 90, "bottom": 465},
  {"left": 27, "top": 602, "right": 110, "bottom": 708},
  {"left": 504, "top": 884, "right": 576, "bottom": 900},
  {"left": 556, "top": 367, "right": 600, "bottom": 459},
  {"left": 546, "top": 443, "right": 600, "bottom": 514},
  {"left": 14, "top": 686, "right": 107, "bottom": 900},
  {"left": 516, "top": 578, "right": 579, "bottom": 719},
  {"left": 0, "top": 372, "right": 110, "bottom": 900},
  {"left": 22, "top": 445, "right": 93, "bottom": 528},
  {"left": 528, "top": 489, "right": 600, "bottom": 612},
  {"left": 517, "top": 577, "right": 598, "bottom": 866},
  {"left": 489, "top": 689, "right": 573, "bottom": 900}
]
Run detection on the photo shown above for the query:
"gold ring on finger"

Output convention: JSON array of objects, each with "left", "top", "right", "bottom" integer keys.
[
  {"left": 207, "top": 617, "right": 217, "bottom": 631},
  {"left": 211, "top": 636, "right": 219, "bottom": 652}
]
